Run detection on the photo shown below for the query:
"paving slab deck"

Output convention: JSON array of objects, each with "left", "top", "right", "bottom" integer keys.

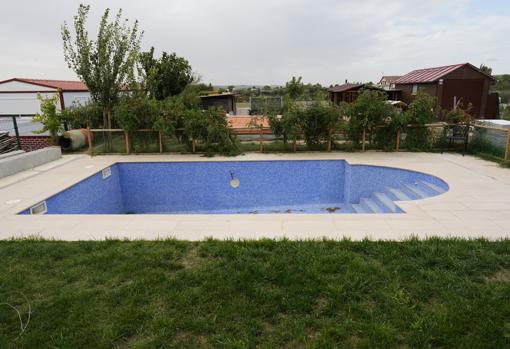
[{"left": 1, "top": 152, "right": 509, "bottom": 240}]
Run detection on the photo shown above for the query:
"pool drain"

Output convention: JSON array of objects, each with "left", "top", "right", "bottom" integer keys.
[{"left": 230, "top": 170, "right": 240, "bottom": 188}]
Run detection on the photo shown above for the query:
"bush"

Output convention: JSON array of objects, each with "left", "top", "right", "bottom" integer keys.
[
  {"left": 114, "top": 94, "right": 160, "bottom": 132},
  {"left": 184, "top": 107, "right": 239, "bottom": 155},
  {"left": 402, "top": 91, "right": 436, "bottom": 150},
  {"left": 63, "top": 100, "right": 103, "bottom": 129},
  {"left": 295, "top": 101, "right": 339, "bottom": 149},
  {"left": 33, "top": 93, "right": 67, "bottom": 144},
  {"left": 344, "top": 90, "right": 395, "bottom": 148}
]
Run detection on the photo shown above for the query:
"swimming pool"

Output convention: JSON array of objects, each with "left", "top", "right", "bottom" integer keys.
[{"left": 20, "top": 160, "right": 448, "bottom": 215}]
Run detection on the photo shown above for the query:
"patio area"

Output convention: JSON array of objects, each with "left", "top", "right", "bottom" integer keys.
[{"left": 1, "top": 152, "right": 510, "bottom": 240}]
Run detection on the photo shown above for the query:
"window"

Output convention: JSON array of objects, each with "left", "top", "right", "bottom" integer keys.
[{"left": 411, "top": 84, "right": 418, "bottom": 95}]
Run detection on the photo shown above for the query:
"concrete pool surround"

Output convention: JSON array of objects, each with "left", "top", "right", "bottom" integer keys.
[{"left": 0, "top": 152, "right": 509, "bottom": 240}]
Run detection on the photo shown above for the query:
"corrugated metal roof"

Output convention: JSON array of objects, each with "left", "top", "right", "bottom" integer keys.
[
  {"left": 379, "top": 76, "right": 401, "bottom": 84},
  {"left": 0, "top": 78, "right": 89, "bottom": 91},
  {"left": 393, "top": 63, "right": 495, "bottom": 84},
  {"left": 394, "top": 64, "right": 466, "bottom": 84},
  {"left": 328, "top": 83, "right": 364, "bottom": 93},
  {"left": 20, "top": 78, "right": 88, "bottom": 91}
]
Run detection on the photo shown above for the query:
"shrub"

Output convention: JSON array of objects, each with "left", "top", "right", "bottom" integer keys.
[
  {"left": 114, "top": 94, "right": 160, "bottom": 132},
  {"left": 62, "top": 100, "right": 104, "bottom": 129},
  {"left": 344, "top": 90, "right": 395, "bottom": 148},
  {"left": 402, "top": 91, "right": 436, "bottom": 150},
  {"left": 295, "top": 101, "right": 339, "bottom": 149},
  {"left": 33, "top": 93, "right": 67, "bottom": 144},
  {"left": 184, "top": 107, "right": 239, "bottom": 155}
]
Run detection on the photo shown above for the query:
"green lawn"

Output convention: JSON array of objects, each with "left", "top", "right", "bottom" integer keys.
[{"left": 0, "top": 238, "right": 509, "bottom": 348}]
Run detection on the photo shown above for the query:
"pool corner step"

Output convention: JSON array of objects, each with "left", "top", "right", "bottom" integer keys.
[
  {"left": 360, "top": 198, "right": 382, "bottom": 213},
  {"left": 403, "top": 183, "right": 428, "bottom": 199},
  {"left": 351, "top": 203, "right": 369, "bottom": 213},
  {"left": 418, "top": 180, "right": 446, "bottom": 195},
  {"left": 372, "top": 192, "right": 398, "bottom": 213},
  {"left": 385, "top": 186, "right": 411, "bottom": 201}
]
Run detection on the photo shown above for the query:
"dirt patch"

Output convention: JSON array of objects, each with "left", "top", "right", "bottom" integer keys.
[
  {"left": 486, "top": 269, "right": 510, "bottom": 283},
  {"left": 181, "top": 246, "right": 205, "bottom": 270}
]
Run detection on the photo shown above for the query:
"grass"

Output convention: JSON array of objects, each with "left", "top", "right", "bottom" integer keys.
[{"left": 0, "top": 239, "right": 509, "bottom": 348}]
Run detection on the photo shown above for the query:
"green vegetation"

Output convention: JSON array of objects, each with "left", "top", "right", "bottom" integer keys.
[
  {"left": 493, "top": 74, "right": 510, "bottom": 104},
  {"left": 343, "top": 90, "right": 396, "bottom": 148},
  {"left": 0, "top": 239, "right": 509, "bottom": 348},
  {"left": 402, "top": 91, "right": 436, "bottom": 150},
  {"left": 62, "top": 4, "right": 142, "bottom": 131},
  {"left": 139, "top": 47, "right": 194, "bottom": 100},
  {"left": 32, "top": 94, "right": 67, "bottom": 144}
]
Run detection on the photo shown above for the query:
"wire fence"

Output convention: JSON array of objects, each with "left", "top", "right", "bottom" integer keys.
[{"left": 85, "top": 122, "right": 510, "bottom": 163}]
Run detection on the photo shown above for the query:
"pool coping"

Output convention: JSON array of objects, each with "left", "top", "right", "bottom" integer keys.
[{"left": 1, "top": 152, "right": 510, "bottom": 240}]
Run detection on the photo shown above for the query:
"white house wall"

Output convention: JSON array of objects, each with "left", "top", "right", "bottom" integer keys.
[
  {"left": 0, "top": 92, "right": 62, "bottom": 115},
  {"left": 63, "top": 91, "right": 91, "bottom": 107}
]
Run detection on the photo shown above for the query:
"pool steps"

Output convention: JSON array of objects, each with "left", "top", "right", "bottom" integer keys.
[{"left": 347, "top": 180, "right": 445, "bottom": 214}]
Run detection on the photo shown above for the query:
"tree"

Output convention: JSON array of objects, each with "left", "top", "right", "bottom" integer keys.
[
  {"left": 33, "top": 94, "right": 66, "bottom": 144},
  {"left": 403, "top": 91, "right": 436, "bottom": 150},
  {"left": 139, "top": 47, "right": 194, "bottom": 100},
  {"left": 183, "top": 107, "right": 238, "bottom": 155},
  {"left": 62, "top": 100, "right": 103, "bottom": 129},
  {"left": 345, "top": 90, "right": 394, "bottom": 146},
  {"left": 114, "top": 94, "right": 159, "bottom": 133},
  {"left": 479, "top": 64, "right": 493, "bottom": 76},
  {"left": 62, "top": 4, "right": 142, "bottom": 132},
  {"left": 285, "top": 76, "right": 304, "bottom": 100}
]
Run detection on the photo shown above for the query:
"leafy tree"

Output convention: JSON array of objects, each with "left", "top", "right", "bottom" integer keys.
[
  {"left": 114, "top": 94, "right": 159, "bottom": 133},
  {"left": 402, "top": 91, "right": 436, "bottom": 150},
  {"left": 62, "top": 4, "right": 142, "bottom": 131},
  {"left": 139, "top": 47, "right": 193, "bottom": 100},
  {"left": 295, "top": 101, "right": 339, "bottom": 149},
  {"left": 63, "top": 100, "right": 103, "bottom": 129},
  {"left": 345, "top": 90, "right": 394, "bottom": 146},
  {"left": 33, "top": 94, "right": 67, "bottom": 144},
  {"left": 183, "top": 107, "right": 238, "bottom": 155},
  {"left": 479, "top": 64, "right": 493, "bottom": 76},
  {"left": 285, "top": 76, "right": 304, "bottom": 100}
]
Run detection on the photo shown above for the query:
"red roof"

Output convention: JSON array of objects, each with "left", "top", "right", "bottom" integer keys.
[
  {"left": 394, "top": 63, "right": 494, "bottom": 84},
  {"left": 0, "top": 78, "right": 89, "bottom": 91}
]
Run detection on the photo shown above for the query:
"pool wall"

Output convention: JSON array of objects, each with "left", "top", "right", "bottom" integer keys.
[{"left": 19, "top": 160, "right": 448, "bottom": 215}]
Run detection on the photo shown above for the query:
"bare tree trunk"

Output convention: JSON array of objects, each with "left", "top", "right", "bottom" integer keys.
[{"left": 103, "top": 107, "right": 112, "bottom": 152}]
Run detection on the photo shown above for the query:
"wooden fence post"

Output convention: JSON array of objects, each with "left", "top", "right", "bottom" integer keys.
[
  {"left": 327, "top": 129, "right": 332, "bottom": 152},
  {"left": 124, "top": 131, "right": 130, "bottom": 154},
  {"left": 87, "top": 127, "right": 93, "bottom": 156},
  {"left": 259, "top": 126, "right": 264, "bottom": 152},
  {"left": 396, "top": 129, "right": 401, "bottom": 152},
  {"left": 293, "top": 137, "right": 297, "bottom": 152},
  {"left": 159, "top": 132, "right": 163, "bottom": 153},
  {"left": 362, "top": 128, "right": 366, "bottom": 152},
  {"left": 505, "top": 128, "right": 510, "bottom": 160},
  {"left": 192, "top": 138, "right": 196, "bottom": 153}
]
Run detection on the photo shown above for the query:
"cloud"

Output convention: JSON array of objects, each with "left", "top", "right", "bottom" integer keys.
[{"left": 0, "top": 0, "right": 508, "bottom": 85}]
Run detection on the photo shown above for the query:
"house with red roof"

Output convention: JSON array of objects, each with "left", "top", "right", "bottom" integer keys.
[
  {"left": 0, "top": 78, "right": 90, "bottom": 117},
  {"left": 394, "top": 63, "right": 499, "bottom": 118}
]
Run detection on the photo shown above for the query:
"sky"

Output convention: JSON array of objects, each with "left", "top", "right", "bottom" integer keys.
[{"left": 0, "top": 0, "right": 509, "bottom": 86}]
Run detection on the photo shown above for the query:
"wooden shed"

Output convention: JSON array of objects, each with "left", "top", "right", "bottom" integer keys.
[
  {"left": 200, "top": 92, "right": 237, "bottom": 115},
  {"left": 393, "top": 63, "right": 498, "bottom": 118},
  {"left": 328, "top": 83, "right": 401, "bottom": 104}
]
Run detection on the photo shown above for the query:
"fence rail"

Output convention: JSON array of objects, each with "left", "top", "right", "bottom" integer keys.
[{"left": 85, "top": 122, "right": 510, "bottom": 161}]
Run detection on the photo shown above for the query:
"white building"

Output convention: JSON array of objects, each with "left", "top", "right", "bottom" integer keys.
[{"left": 0, "top": 78, "right": 90, "bottom": 116}]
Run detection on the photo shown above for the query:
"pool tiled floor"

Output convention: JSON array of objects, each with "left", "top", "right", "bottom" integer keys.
[{"left": 1, "top": 152, "right": 509, "bottom": 240}]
